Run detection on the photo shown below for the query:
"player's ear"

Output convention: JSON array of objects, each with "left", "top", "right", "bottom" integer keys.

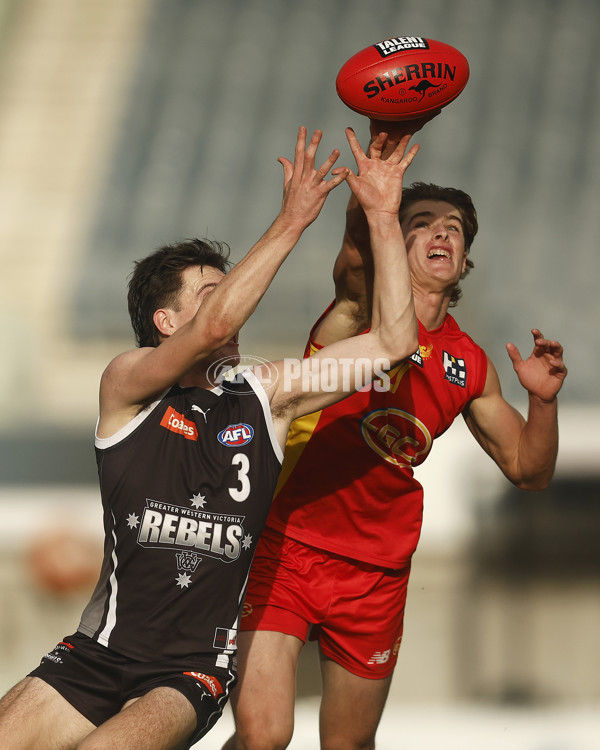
[{"left": 153, "top": 308, "right": 175, "bottom": 338}]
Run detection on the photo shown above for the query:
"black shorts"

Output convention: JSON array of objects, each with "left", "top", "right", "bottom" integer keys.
[{"left": 28, "top": 632, "right": 236, "bottom": 747}]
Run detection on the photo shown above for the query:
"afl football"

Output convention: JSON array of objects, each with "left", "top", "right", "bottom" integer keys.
[{"left": 336, "top": 36, "right": 469, "bottom": 121}]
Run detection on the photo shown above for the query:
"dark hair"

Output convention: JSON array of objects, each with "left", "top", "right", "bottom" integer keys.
[
  {"left": 127, "top": 238, "right": 231, "bottom": 348},
  {"left": 399, "top": 182, "right": 478, "bottom": 307}
]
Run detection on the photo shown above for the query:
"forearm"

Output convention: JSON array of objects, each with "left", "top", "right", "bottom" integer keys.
[
  {"left": 194, "top": 215, "right": 304, "bottom": 345},
  {"left": 515, "top": 394, "right": 559, "bottom": 490},
  {"left": 366, "top": 213, "right": 418, "bottom": 361},
  {"left": 332, "top": 204, "right": 373, "bottom": 302}
]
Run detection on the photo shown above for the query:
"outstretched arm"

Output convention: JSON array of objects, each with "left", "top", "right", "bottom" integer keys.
[
  {"left": 464, "top": 329, "right": 568, "bottom": 490},
  {"left": 265, "top": 129, "right": 420, "bottom": 446},
  {"left": 100, "top": 128, "right": 348, "bottom": 420},
  {"left": 314, "top": 114, "right": 439, "bottom": 346}
]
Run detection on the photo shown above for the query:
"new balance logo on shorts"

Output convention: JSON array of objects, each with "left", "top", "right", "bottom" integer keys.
[{"left": 367, "top": 649, "right": 391, "bottom": 665}]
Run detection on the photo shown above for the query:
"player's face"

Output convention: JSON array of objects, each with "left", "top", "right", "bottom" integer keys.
[
  {"left": 401, "top": 200, "right": 468, "bottom": 290},
  {"left": 173, "top": 265, "right": 240, "bottom": 364}
]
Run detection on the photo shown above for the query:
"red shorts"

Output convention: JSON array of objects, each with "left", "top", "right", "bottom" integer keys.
[{"left": 241, "top": 528, "right": 410, "bottom": 679}]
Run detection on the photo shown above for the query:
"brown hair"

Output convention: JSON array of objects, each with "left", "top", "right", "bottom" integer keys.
[{"left": 127, "top": 238, "right": 230, "bottom": 347}]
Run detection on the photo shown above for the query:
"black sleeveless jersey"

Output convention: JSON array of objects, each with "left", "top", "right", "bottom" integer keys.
[{"left": 78, "top": 370, "right": 282, "bottom": 669}]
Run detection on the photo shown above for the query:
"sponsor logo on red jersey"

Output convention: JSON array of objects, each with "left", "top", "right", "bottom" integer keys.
[
  {"left": 160, "top": 406, "right": 198, "bottom": 441},
  {"left": 183, "top": 671, "right": 224, "bottom": 698},
  {"left": 217, "top": 423, "right": 254, "bottom": 447},
  {"left": 443, "top": 350, "right": 467, "bottom": 387}
]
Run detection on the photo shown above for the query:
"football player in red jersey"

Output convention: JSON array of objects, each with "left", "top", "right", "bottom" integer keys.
[{"left": 224, "top": 118, "right": 568, "bottom": 750}]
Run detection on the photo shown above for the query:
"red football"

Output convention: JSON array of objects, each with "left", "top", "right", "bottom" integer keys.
[{"left": 336, "top": 36, "right": 469, "bottom": 121}]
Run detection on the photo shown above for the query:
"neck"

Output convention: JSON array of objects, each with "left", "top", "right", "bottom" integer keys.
[
  {"left": 178, "top": 366, "right": 213, "bottom": 390},
  {"left": 413, "top": 286, "right": 452, "bottom": 331}
]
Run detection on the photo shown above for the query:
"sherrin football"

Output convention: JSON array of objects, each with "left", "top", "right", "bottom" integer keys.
[{"left": 336, "top": 36, "right": 469, "bottom": 121}]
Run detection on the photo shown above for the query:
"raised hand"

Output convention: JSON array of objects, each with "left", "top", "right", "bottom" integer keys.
[
  {"left": 344, "top": 127, "right": 419, "bottom": 217},
  {"left": 506, "top": 329, "right": 567, "bottom": 403},
  {"left": 368, "top": 111, "right": 441, "bottom": 158},
  {"left": 277, "top": 127, "right": 348, "bottom": 229}
]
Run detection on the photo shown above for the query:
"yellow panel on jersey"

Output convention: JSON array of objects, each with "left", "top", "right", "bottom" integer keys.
[{"left": 273, "top": 409, "right": 323, "bottom": 500}]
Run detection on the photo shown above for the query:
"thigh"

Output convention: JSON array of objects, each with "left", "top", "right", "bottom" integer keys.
[
  {"left": 241, "top": 529, "right": 332, "bottom": 639},
  {"left": 229, "top": 630, "right": 303, "bottom": 749},
  {"left": 0, "top": 676, "right": 95, "bottom": 750},
  {"left": 319, "top": 657, "right": 393, "bottom": 750},
  {"left": 78, "top": 687, "right": 197, "bottom": 750},
  {"left": 317, "top": 561, "right": 410, "bottom": 680},
  {"left": 124, "top": 662, "right": 235, "bottom": 745}
]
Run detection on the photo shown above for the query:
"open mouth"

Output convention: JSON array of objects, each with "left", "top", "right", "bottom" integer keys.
[{"left": 427, "top": 247, "right": 451, "bottom": 260}]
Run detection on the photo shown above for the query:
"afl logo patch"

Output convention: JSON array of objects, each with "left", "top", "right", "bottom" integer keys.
[{"left": 217, "top": 423, "right": 254, "bottom": 447}]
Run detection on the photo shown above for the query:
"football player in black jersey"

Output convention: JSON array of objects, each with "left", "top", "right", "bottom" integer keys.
[{"left": 0, "top": 126, "right": 420, "bottom": 750}]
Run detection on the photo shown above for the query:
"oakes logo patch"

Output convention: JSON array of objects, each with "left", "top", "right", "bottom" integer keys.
[
  {"left": 217, "top": 423, "right": 254, "bottom": 447},
  {"left": 160, "top": 406, "right": 198, "bottom": 441}
]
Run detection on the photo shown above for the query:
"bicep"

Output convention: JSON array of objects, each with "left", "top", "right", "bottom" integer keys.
[{"left": 463, "top": 360, "right": 525, "bottom": 474}]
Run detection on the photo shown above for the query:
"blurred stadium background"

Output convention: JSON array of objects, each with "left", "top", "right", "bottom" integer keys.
[{"left": 0, "top": 0, "right": 598, "bottom": 747}]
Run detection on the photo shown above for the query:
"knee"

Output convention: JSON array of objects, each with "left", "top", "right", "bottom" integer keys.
[
  {"left": 229, "top": 714, "right": 293, "bottom": 750},
  {"left": 321, "top": 730, "right": 376, "bottom": 750}
]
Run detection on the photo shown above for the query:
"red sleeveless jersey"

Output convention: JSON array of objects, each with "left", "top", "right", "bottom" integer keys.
[{"left": 265, "top": 310, "right": 488, "bottom": 568}]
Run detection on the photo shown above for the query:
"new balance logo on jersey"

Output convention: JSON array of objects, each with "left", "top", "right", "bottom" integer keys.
[
  {"left": 160, "top": 407, "right": 198, "bottom": 440},
  {"left": 443, "top": 350, "right": 467, "bottom": 387},
  {"left": 217, "top": 423, "right": 254, "bottom": 447}
]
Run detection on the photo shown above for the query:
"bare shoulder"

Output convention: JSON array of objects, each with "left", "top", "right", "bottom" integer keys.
[
  {"left": 98, "top": 348, "right": 155, "bottom": 438},
  {"left": 100, "top": 348, "right": 150, "bottom": 395}
]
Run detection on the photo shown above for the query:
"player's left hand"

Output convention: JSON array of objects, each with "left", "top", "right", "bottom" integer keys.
[{"left": 505, "top": 329, "right": 567, "bottom": 403}]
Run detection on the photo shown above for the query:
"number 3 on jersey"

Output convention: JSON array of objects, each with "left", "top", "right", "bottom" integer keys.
[{"left": 229, "top": 453, "right": 250, "bottom": 502}]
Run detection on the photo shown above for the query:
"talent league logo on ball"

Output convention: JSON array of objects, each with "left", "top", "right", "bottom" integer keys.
[
  {"left": 443, "top": 351, "right": 467, "bottom": 387},
  {"left": 373, "top": 36, "right": 429, "bottom": 57},
  {"left": 217, "top": 423, "right": 254, "bottom": 447}
]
